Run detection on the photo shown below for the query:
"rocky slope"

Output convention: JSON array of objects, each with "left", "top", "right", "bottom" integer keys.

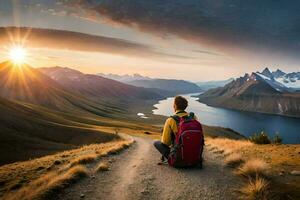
[{"left": 197, "top": 68, "right": 300, "bottom": 117}]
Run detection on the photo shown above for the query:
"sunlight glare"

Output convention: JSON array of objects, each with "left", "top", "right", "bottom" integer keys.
[{"left": 9, "top": 46, "right": 27, "bottom": 64}]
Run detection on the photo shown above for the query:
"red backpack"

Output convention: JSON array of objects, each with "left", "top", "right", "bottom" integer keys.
[{"left": 168, "top": 112, "right": 204, "bottom": 168}]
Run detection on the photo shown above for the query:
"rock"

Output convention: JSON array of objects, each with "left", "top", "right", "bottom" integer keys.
[
  {"left": 290, "top": 170, "right": 300, "bottom": 176},
  {"left": 80, "top": 194, "right": 85, "bottom": 198},
  {"left": 36, "top": 166, "right": 45, "bottom": 171},
  {"left": 279, "top": 172, "right": 284, "bottom": 176},
  {"left": 54, "top": 160, "right": 61, "bottom": 165}
]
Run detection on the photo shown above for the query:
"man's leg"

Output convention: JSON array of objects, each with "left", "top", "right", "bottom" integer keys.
[{"left": 153, "top": 140, "right": 170, "bottom": 159}]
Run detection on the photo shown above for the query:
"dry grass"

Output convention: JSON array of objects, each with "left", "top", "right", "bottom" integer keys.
[
  {"left": 224, "top": 153, "right": 244, "bottom": 167},
  {"left": 69, "top": 154, "right": 98, "bottom": 167},
  {"left": 240, "top": 177, "right": 270, "bottom": 200},
  {"left": 207, "top": 137, "right": 300, "bottom": 199},
  {"left": 95, "top": 162, "right": 110, "bottom": 172},
  {"left": 237, "top": 159, "right": 268, "bottom": 178},
  {"left": 207, "top": 138, "right": 253, "bottom": 155},
  {"left": 0, "top": 138, "right": 134, "bottom": 198},
  {"left": 4, "top": 165, "right": 88, "bottom": 200}
]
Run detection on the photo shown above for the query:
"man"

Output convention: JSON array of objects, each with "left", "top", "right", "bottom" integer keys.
[{"left": 154, "top": 95, "right": 201, "bottom": 165}]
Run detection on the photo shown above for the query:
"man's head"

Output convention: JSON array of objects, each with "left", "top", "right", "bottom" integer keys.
[{"left": 173, "top": 96, "right": 188, "bottom": 111}]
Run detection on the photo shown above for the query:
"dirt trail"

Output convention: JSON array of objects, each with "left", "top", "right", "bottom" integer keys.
[{"left": 55, "top": 137, "right": 241, "bottom": 200}]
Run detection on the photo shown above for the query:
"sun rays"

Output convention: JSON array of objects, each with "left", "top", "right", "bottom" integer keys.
[
  {"left": 9, "top": 46, "right": 27, "bottom": 64},
  {"left": 0, "top": 27, "right": 34, "bottom": 66}
]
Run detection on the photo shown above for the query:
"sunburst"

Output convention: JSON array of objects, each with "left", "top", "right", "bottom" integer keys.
[{"left": 9, "top": 46, "right": 27, "bottom": 64}]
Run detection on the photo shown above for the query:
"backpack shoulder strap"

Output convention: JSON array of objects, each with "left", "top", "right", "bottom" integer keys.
[
  {"left": 170, "top": 115, "right": 180, "bottom": 125},
  {"left": 169, "top": 115, "right": 180, "bottom": 144},
  {"left": 189, "top": 112, "right": 195, "bottom": 119}
]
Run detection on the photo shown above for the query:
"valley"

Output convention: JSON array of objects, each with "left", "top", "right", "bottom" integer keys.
[
  {"left": 0, "top": 60, "right": 299, "bottom": 200},
  {"left": 0, "top": 61, "right": 165, "bottom": 166},
  {"left": 1, "top": 2, "right": 300, "bottom": 199}
]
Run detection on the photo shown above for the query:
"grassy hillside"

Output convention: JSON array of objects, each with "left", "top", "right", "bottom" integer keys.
[
  {"left": 0, "top": 138, "right": 134, "bottom": 199},
  {"left": 0, "top": 61, "right": 125, "bottom": 117},
  {"left": 0, "top": 97, "right": 122, "bottom": 165},
  {"left": 206, "top": 137, "right": 300, "bottom": 199}
]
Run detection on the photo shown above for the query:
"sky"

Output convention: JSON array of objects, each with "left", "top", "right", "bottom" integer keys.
[{"left": 0, "top": 0, "right": 299, "bottom": 81}]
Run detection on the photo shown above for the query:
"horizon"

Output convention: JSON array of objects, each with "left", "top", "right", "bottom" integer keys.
[
  {"left": 1, "top": 1, "right": 300, "bottom": 81},
  {"left": 1, "top": 59, "right": 298, "bottom": 83},
  {"left": 0, "top": 2, "right": 300, "bottom": 199}
]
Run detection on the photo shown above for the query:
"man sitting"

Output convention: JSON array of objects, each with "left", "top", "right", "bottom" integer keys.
[{"left": 153, "top": 96, "right": 200, "bottom": 165}]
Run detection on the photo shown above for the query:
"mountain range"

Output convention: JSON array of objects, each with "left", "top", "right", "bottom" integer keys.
[
  {"left": 0, "top": 62, "right": 127, "bottom": 118},
  {"left": 0, "top": 61, "right": 163, "bottom": 164},
  {"left": 99, "top": 73, "right": 202, "bottom": 94},
  {"left": 40, "top": 67, "right": 162, "bottom": 103},
  {"left": 98, "top": 73, "right": 152, "bottom": 82},
  {"left": 196, "top": 78, "right": 234, "bottom": 91},
  {"left": 197, "top": 68, "right": 300, "bottom": 118}
]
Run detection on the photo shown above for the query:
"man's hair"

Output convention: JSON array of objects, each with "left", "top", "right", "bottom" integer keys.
[{"left": 174, "top": 96, "right": 188, "bottom": 111}]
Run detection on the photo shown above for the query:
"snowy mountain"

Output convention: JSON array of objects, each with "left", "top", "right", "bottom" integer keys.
[
  {"left": 255, "top": 68, "right": 300, "bottom": 92},
  {"left": 197, "top": 68, "right": 300, "bottom": 118},
  {"left": 98, "top": 73, "right": 151, "bottom": 83}
]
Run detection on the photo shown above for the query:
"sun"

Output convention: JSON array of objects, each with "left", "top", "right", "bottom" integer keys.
[{"left": 9, "top": 46, "right": 27, "bottom": 64}]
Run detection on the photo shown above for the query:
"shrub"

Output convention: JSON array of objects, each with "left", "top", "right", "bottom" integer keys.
[
  {"left": 5, "top": 165, "right": 88, "bottom": 200},
  {"left": 272, "top": 133, "right": 282, "bottom": 144},
  {"left": 240, "top": 176, "right": 270, "bottom": 200},
  {"left": 69, "top": 154, "right": 97, "bottom": 167},
  {"left": 237, "top": 159, "right": 268, "bottom": 178},
  {"left": 249, "top": 132, "right": 271, "bottom": 144}
]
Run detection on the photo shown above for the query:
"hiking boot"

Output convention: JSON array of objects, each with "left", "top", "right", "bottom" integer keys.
[{"left": 157, "top": 159, "right": 168, "bottom": 165}]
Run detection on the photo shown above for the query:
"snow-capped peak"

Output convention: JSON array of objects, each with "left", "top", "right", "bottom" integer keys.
[
  {"left": 253, "top": 68, "right": 300, "bottom": 92},
  {"left": 272, "top": 69, "right": 286, "bottom": 78},
  {"left": 260, "top": 67, "right": 273, "bottom": 79}
]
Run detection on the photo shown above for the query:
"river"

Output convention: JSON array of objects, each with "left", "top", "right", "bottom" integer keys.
[{"left": 152, "top": 93, "right": 300, "bottom": 144}]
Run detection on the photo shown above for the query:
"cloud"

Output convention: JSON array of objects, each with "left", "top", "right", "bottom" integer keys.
[
  {"left": 193, "top": 50, "right": 223, "bottom": 56},
  {"left": 69, "top": 0, "right": 300, "bottom": 58},
  {"left": 0, "top": 27, "right": 190, "bottom": 60}
]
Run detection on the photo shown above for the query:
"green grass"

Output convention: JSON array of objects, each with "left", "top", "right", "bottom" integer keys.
[{"left": 0, "top": 97, "right": 121, "bottom": 165}]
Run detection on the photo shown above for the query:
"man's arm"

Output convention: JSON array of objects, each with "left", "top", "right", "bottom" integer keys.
[{"left": 161, "top": 118, "right": 173, "bottom": 146}]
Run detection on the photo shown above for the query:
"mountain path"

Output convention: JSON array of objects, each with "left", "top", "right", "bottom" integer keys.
[{"left": 55, "top": 136, "right": 242, "bottom": 200}]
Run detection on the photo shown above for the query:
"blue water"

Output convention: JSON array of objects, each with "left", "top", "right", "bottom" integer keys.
[{"left": 152, "top": 93, "right": 300, "bottom": 144}]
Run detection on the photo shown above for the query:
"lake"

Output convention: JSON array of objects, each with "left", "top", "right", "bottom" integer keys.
[{"left": 152, "top": 93, "right": 300, "bottom": 144}]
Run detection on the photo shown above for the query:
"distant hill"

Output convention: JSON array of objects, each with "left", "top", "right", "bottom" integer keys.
[
  {"left": 99, "top": 73, "right": 202, "bottom": 94},
  {"left": 40, "top": 67, "right": 162, "bottom": 102},
  {"left": 197, "top": 68, "right": 300, "bottom": 117},
  {"left": 0, "top": 96, "right": 119, "bottom": 165},
  {"left": 0, "top": 62, "right": 165, "bottom": 165},
  {"left": 196, "top": 78, "right": 234, "bottom": 91},
  {"left": 127, "top": 79, "right": 202, "bottom": 94},
  {"left": 0, "top": 61, "right": 122, "bottom": 117},
  {"left": 98, "top": 73, "right": 151, "bottom": 82}
]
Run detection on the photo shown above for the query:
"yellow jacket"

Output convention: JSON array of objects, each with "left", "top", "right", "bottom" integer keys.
[{"left": 161, "top": 110, "right": 197, "bottom": 146}]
